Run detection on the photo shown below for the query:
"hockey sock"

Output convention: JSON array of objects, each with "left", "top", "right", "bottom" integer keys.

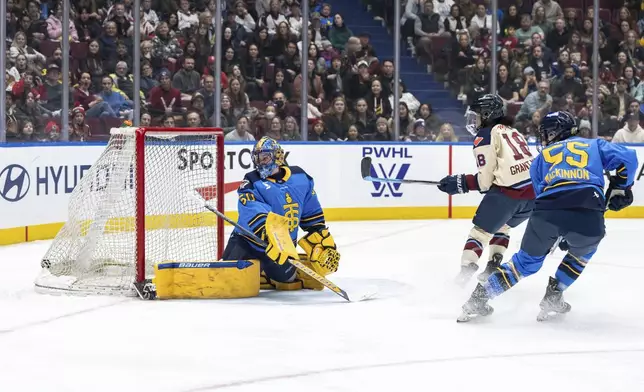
[
  {"left": 488, "top": 225, "right": 510, "bottom": 258},
  {"left": 461, "top": 226, "right": 493, "bottom": 266},
  {"left": 485, "top": 259, "right": 522, "bottom": 298},
  {"left": 554, "top": 250, "right": 596, "bottom": 290}
]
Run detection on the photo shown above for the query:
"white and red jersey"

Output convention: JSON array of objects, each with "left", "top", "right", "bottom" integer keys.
[{"left": 468, "top": 124, "right": 535, "bottom": 199}]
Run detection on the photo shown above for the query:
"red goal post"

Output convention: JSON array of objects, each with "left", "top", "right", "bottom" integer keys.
[
  {"left": 133, "top": 127, "right": 225, "bottom": 285},
  {"left": 36, "top": 126, "right": 225, "bottom": 296}
]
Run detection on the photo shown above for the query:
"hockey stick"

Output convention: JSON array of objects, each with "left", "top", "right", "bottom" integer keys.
[
  {"left": 191, "top": 191, "right": 359, "bottom": 302},
  {"left": 360, "top": 157, "right": 441, "bottom": 185}
]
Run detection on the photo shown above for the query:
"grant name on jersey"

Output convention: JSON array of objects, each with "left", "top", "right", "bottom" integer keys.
[{"left": 509, "top": 161, "right": 532, "bottom": 176}]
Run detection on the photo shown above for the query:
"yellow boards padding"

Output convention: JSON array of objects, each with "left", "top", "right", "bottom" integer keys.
[{"left": 153, "top": 260, "right": 260, "bottom": 299}]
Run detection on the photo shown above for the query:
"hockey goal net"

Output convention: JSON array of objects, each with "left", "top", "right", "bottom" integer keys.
[{"left": 35, "top": 127, "right": 225, "bottom": 296}]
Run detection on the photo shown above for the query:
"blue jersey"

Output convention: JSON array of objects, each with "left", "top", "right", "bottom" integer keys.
[
  {"left": 234, "top": 165, "right": 326, "bottom": 250},
  {"left": 530, "top": 137, "right": 638, "bottom": 208}
]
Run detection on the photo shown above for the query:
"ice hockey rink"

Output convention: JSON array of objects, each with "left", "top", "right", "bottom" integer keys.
[{"left": 1, "top": 219, "right": 643, "bottom": 392}]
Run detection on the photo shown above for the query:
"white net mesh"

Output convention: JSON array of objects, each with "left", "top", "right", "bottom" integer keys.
[{"left": 35, "top": 127, "right": 224, "bottom": 295}]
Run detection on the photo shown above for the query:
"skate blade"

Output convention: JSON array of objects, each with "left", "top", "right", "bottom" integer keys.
[
  {"left": 457, "top": 307, "right": 494, "bottom": 323},
  {"left": 536, "top": 309, "right": 568, "bottom": 322}
]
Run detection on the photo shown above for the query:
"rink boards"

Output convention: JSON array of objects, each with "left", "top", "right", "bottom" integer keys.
[{"left": 1, "top": 142, "right": 643, "bottom": 245}]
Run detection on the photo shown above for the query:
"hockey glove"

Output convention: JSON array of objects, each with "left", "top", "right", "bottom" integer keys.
[
  {"left": 606, "top": 185, "right": 633, "bottom": 212},
  {"left": 298, "top": 228, "right": 340, "bottom": 276},
  {"left": 438, "top": 174, "right": 477, "bottom": 195}
]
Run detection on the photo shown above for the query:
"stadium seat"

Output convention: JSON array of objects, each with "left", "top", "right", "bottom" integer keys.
[{"left": 39, "top": 40, "right": 61, "bottom": 58}]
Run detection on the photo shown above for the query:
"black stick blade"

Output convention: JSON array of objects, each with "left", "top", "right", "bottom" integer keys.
[{"left": 360, "top": 157, "right": 372, "bottom": 179}]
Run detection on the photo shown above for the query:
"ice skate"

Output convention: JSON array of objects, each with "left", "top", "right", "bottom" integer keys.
[
  {"left": 454, "top": 263, "right": 479, "bottom": 286},
  {"left": 477, "top": 253, "right": 502, "bottom": 283},
  {"left": 457, "top": 284, "right": 494, "bottom": 322},
  {"left": 537, "top": 277, "right": 571, "bottom": 321}
]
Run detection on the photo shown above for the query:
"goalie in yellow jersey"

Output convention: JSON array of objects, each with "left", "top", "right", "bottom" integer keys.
[{"left": 221, "top": 137, "right": 341, "bottom": 290}]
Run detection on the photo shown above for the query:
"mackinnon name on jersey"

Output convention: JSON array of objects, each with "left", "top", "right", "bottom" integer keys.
[{"left": 544, "top": 168, "right": 591, "bottom": 183}]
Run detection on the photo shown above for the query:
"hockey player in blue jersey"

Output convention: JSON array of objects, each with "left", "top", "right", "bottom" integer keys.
[
  {"left": 222, "top": 136, "right": 341, "bottom": 290},
  {"left": 457, "top": 111, "right": 638, "bottom": 322}
]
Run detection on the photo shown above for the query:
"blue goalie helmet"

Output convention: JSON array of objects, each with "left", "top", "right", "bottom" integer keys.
[
  {"left": 252, "top": 136, "right": 285, "bottom": 179},
  {"left": 538, "top": 111, "right": 577, "bottom": 148}
]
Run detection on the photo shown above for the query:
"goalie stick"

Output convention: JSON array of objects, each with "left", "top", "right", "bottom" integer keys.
[
  {"left": 192, "top": 190, "right": 375, "bottom": 302},
  {"left": 360, "top": 157, "right": 441, "bottom": 185}
]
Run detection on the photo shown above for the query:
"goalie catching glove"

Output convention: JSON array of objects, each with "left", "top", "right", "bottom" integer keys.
[{"left": 298, "top": 228, "right": 340, "bottom": 276}]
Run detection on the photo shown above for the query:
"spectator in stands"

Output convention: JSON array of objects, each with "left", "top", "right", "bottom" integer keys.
[
  {"left": 309, "top": 118, "right": 337, "bottom": 141},
  {"left": 111, "top": 61, "right": 136, "bottom": 100},
  {"left": 444, "top": 4, "right": 467, "bottom": 37},
  {"left": 9, "top": 31, "right": 46, "bottom": 67},
  {"left": 152, "top": 22, "right": 184, "bottom": 69},
  {"left": 497, "top": 64, "right": 519, "bottom": 103},
  {"left": 613, "top": 111, "right": 644, "bottom": 143},
  {"left": 344, "top": 124, "right": 363, "bottom": 141},
  {"left": 552, "top": 65, "right": 584, "bottom": 102},
  {"left": 532, "top": 0, "right": 564, "bottom": 23},
  {"left": 366, "top": 79, "right": 392, "bottom": 118},
  {"left": 451, "top": 32, "right": 476, "bottom": 101},
  {"left": 466, "top": 57, "right": 490, "bottom": 104},
  {"left": 435, "top": 123, "right": 458, "bottom": 142},
  {"left": 225, "top": 115, "right": 256, "bottom": 141},
  {"left": 223, "top": 77, "right": 250, "bottom": 119},
  {"left": 282, "top": 116, "right": 302, "bottom": 140},
  {"left": 39, "top": 64, "right": 65, "bottom": 112},
  {"left": 141, "top": 113, "right": 152, "bottom": 127},
  {"left": 172, "top": 56, "right": 201, "bottom": 95},
  {"left": 322, "top": 96, "right": 352, "bottom": 138},
  {"left": 352, "top": 98, "right": 375, "bottom": 136},
  {"left": 401, "top": 0, "right": 423, "bottom": 46},
  {"left": 516, "top": 14, "right": 542, "bottom": 46},
  {"left": 405, "top": 119, "right": 432, "bottom": 142},
  {"left": 266, "top": 116, "right": 284, "bottom": 139},
  {"left": 605, "top": 77, "right": 635, "bottom": 121},
  {"left": 517, "top": 80, "right": 552, "bottom": 122},
  {"left": 416, "top": 103, "right": 441, "bottom": 135},
  {"left": 98, "top": 75, "right": 133, "bottom": 119},
  {"left": 148, "top": 71, "right": 183, "bottom": 117},
  {"left": 389, "top": 80, "right": 420, "bottom": 115},
  {"left": 414, "top": 2, "right": 443, "bottom": 61},
  {"left": 74, "top": 72, "right": 116, "bottom": 118},
  {"left": 501, "top": 5, "right": 520, "bottom": 34},
  {"left": 328, "top": 14, "right": 352, "bottom": 52},
  {"left": 47, "top": 3, "right": 79, "bottom": 41},
  {"left": 392, "top": 102, "right": 415, "bottom": 139},
  {"left": 70, "top": 106, "right": 91, "bottom": 141},
  {"left": 546, "top": 18, "right": 570, "bottom": 54},
  {"left": 293, "top": 59, "right": 324, "bottom": 105}
]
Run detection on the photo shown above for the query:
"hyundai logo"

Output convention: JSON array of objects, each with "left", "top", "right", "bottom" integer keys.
[{"left": 0, "top": 164, "right": 30, "bottom": 202}]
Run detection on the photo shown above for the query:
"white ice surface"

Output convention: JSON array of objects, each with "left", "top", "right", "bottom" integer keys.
[{"left": 1, "top": 220, "right": 643, "bottom": 392}]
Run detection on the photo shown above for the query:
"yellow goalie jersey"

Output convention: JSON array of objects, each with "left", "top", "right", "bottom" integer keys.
[{"left": 471, "top": 124, "right": 536, "bottom": 199}]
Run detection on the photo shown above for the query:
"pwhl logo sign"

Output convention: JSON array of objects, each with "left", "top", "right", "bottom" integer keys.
[
  {"left": 0, "top": 164, "right": 30, "bottom": 202},
  {"left": 362, "top": 147, "right": 412, "bottom": 198}
]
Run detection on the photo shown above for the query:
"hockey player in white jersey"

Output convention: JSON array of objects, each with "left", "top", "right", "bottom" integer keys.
[{"left": 437, "top": 94, "right": 535, "bottom": 284}]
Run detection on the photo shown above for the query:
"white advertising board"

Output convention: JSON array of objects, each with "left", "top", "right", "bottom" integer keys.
[{"left": 0, "top": 143, "right": 450, "bottom": 230}]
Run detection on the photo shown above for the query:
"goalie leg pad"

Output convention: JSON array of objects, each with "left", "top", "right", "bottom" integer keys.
[
  {"left": 462, "top": 226, "right": 493, "bottom": 266},
  {"left": 298, "top": 228, "right": 340, "bottom": 276},
  {"left": 153, "top": 259, "right": 260, "bottom": 299},
  {"left": 296, "top": 257, "right": 325, "bottom": 291}
]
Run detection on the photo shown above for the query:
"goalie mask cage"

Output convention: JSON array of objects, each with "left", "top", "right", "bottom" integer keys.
[{"left": 35, "top": 127, "right": 225, "bottom": 296}]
